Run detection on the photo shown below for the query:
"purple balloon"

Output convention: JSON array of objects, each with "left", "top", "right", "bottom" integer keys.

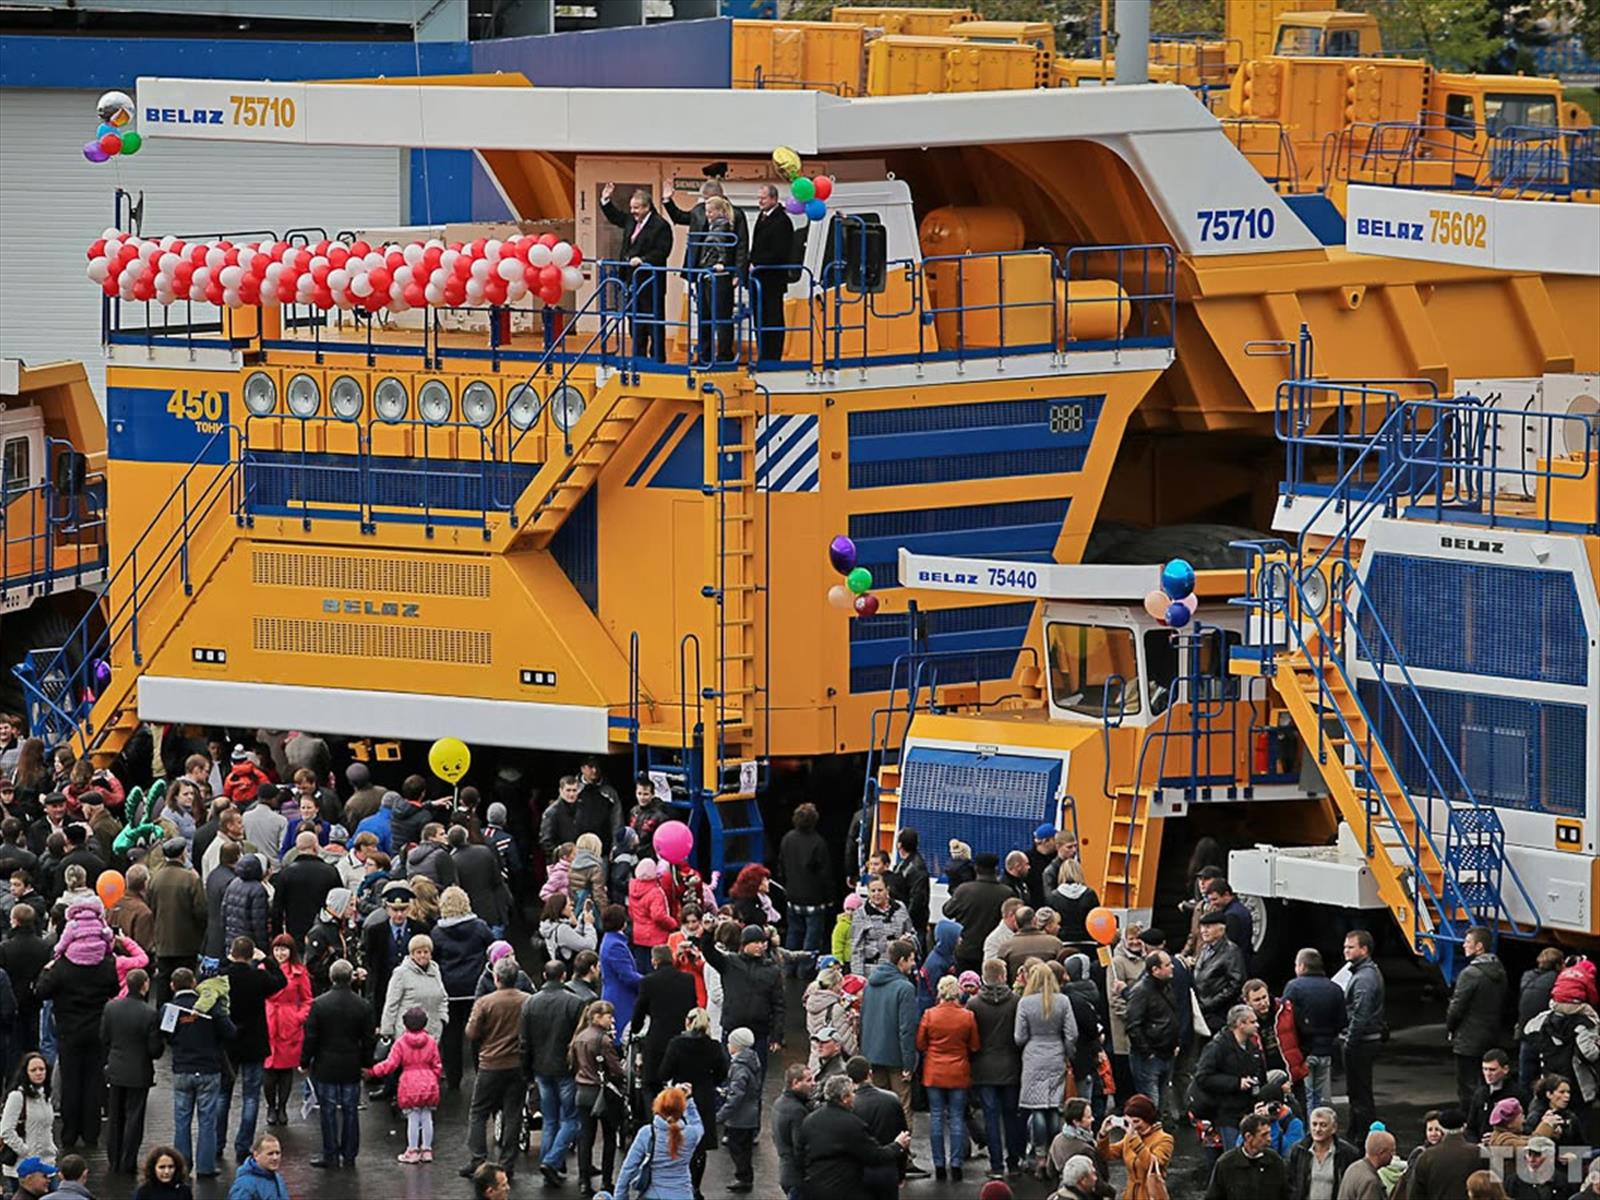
[
  {"left": 784, "top": 198, "right": 806, "bottom": 215},
  {"left": 92, "top": 659, "right": 112, "bottom": 688},
  {"left": 828, "top": 535, "right": 858, "bottom": 574},
  {"left": 83, "top": 141, "right": 109, "bottom": 163}
]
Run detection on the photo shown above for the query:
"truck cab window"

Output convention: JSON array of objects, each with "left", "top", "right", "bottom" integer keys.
[
  {"left": 2, "top": 436, "right": 29, "bottom": 500},
  {"left": 1048, "top": 622, "right": 1139, "bottom": 717},
  {"left": 1143, "top": 629, "right": 1180, "bottom": 716},
  {"left": 1445, "top": 94, "right": 1476, "bottom": 134}
]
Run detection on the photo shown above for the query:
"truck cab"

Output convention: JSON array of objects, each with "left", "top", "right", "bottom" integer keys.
[{"left": 1271, "top": 11, "right": 1382, "bottom": 58}]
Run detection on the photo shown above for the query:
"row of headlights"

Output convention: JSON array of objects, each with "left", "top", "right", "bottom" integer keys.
[{"left": 241, "top": 371, "right": 586, "bottom": 432}]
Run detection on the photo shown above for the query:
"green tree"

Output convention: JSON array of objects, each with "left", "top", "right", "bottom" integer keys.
[{"left": 1342, "top": 0, "right": 1501, "bottom": 71}]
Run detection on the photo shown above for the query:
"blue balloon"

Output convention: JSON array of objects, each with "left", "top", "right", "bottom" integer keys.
[
  {"left": 1161, "top": 557, "right": 1196, "bottom": 601},
  {"left": 805, "top": 198, "right": 827, "bottom": 221},
  {"left": 1165, "top": 602, "right": 1192, "bottom": 629},
  {"left": 97, "top": 123, "right": 118, "bottom": 139}
]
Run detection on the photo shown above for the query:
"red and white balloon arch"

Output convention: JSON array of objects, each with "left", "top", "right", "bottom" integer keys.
[{"left": 85, "top": 230, "right": 585, "bottom": 312}]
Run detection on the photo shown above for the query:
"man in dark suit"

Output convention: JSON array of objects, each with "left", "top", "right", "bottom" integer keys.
[
  {"left": 360, "top": 880, "right": 425, "bottom": 1023},
  {"left": 665, "top": 178, "right": 749, "bottom": 276},
  {"left": 632, "top": 943, "right": 698, "bottom": 1094},
  {"left": 101, "top": 965, "right": 164, "bottom": 1174},
  {"left": 749, "top": 184, "right": 797, "bottom": 363},
  {"left": 600, "top": 183, "right": 673, "bottom": 362}
]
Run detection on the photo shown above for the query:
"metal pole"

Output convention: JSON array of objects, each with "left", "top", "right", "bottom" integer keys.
[{"left": 1113, "top": 0, "right": 1150, "bottom": 86}]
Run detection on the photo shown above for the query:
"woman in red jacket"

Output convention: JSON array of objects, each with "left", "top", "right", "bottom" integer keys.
[
  {"left": 263, "top": 933, "right": 313, "bottom": 1126},
  {"left": 627, "top": 858, "right": 678, "bottom": 973},
  {"left": 917, "top": 973, "right": 982, "bottom": 1182}
]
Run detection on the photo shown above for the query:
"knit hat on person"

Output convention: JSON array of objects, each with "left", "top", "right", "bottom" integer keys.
[
  {"left": 948, "top": 839, "right": 972, "bottom": 860},
  {"left": 1064, "top": 953, "right": 1091, "bottom": 982},
  {"left": 1123, "top": 1094, "right": 1159, "bottom": 1125},
  {"left": 740, "top": 924, "right": 766, "bottom": 946},
  {"left": 488, "top": 940, "right": 515, "bottom": 964},
  {"left": 1438, "top": 1108, "right": 1467, "bottom": 1131},
  {"left": 1491, "top": 1098, "right": 1524, "bottom": 1130},
  {"left": 635, "top": 858, "right": 659, "bottom": 881},
  {"left": 843, "top": 893, "right": 863, "bottom": 912},
  {"left": 958, "top": 970, "right": 982, "bottom": 992},
  {"left": 485, "top": 801, "right": 508, "bottom": 825},
  {"left": 978, "top": 1181, "right": 1013, "bottom": 1200},
  {"left": 382, "top": 790, "right": 406, "bottom": 812},
  {"left": 1033, "top": 824, "right": 1056, "bottom": 841},
  {"left": 231, "top": 744, "right": 248, "bottom": 763},
  {"left": 403, "top": 1006, "right": 428, "bottom": 1033},
  {"left": 323, "top": 887, "right": 354, "bottom": 917},
  {"left": 729, "top": 1027, "right": 755, "bottom": 1050},
  {"left": 1263, "top": 1069, "right": 1291, "bottom": 1097}
]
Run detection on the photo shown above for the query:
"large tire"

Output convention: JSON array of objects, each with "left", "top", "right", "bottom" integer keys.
[
  {"left": 0, "top": 598, "right": 93, "bottom": 716},
  {"left": 1087, "top": 523, "right": 1268, "bottom": 569}
]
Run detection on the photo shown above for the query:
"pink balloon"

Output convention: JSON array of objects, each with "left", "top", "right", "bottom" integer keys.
[
  {"left": 654, "top": 820, "right": 693, "bottom": 865},
  {"left": 1143, "top": 589, "right": 1169, "bottom": 622},
  {"left": 1180, "top": 592, "right": 1199, "bottom": 614}
]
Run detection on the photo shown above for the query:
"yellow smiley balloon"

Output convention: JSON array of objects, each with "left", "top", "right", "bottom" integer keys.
[
  {"left": 771, "top": 145, "right": 802, "bottom": 183},
  {"left": 428, "top": 736, "right": 471, "bottom": 784}
]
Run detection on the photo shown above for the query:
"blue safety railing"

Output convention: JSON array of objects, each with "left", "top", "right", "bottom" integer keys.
[
  {"left": 1, "top": 437, "right": 108, "bottom": 612},
  {"left": 1321, "top": 116, "right": 1599, "bottom": 199},
  {"left": 15, "top": 426, "right": 244, "bottom": 750}
]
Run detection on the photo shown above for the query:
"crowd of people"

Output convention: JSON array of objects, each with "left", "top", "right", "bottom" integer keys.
[{"left": 3, "top": 715, "right": 1600, "bottom": 1200}]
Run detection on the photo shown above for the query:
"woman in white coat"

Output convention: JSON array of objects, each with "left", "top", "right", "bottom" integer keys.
[
  {"left": 381, "top": 934, "right": 450, "bottom": 1041},
  {"left": 1, "top": 1054, "right": 57, "bottom": 1185}
]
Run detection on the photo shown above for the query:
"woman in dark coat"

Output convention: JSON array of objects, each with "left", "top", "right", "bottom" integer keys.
[
  {"left": 657, "top": 1007, "right": 730, "bottom": 1199},
  {"left": 430, "top": 885, "right": 494, "bottom": 1091}
]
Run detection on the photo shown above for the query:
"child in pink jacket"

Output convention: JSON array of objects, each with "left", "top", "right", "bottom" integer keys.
[
  {"left": 54, "top": 901, "right": 113, "bottom": 966},
  {"left": 366, "top": 1006, "right": 442, "bottom": 1164},
  {"left": 112, "top": 934, "right": 149, "bottom": 998}
]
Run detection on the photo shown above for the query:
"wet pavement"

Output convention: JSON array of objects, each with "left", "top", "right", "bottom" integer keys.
[{"left": 66, "top": 970, "right": 1458, "bottom": 1199}]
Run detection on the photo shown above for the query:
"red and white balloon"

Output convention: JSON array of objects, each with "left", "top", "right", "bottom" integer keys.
[{"left": 86, "top": 231, "right": 586, "bottom": 313}]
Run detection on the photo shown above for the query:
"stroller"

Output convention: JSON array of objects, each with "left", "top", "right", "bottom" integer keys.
[{"left": 621, "top": 1023, "right": 652, "bottom": 1138}]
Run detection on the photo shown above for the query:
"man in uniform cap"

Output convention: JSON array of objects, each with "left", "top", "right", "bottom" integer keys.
[{"left": 362, "top": 880, "right": 422, "bottom": 1011}]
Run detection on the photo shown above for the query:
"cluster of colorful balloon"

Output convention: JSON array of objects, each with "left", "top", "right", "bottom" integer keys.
[
  {"left": 83, "top": 90, "right": 142, "bottom": 163},
  {"left": 771, "top": 145, "right": 833, "bottom": 221},
  {"left": 824, "top": 535, "right": 878, "bottom": 616},
  {"left": 1143, "top": 557, "right": 1199, "bottom": 629},
  {"left": 85, "top": 230, "right": 584, "bottom": 311}
]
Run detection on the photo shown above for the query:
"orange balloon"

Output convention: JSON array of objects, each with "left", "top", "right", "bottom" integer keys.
[
  {"left": 97, "top": 868, "right": 127, "bottom": 910},
  {"left": 1085, "top": 905, "right": 1119, "bottom": 946}
]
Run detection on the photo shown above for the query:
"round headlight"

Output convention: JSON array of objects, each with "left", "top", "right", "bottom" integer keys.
[
  {"left": 374, "top": 376, "right": 408, "bottom": 423},
  {"left": 507, "top": 383, "right": 541, "bottom": 431},
  {"left": 286, "top": 373, "right": 321, "bottom": 419},
  {"left": 418, "top": 380, "right": 452, "bottom": 426},
  {"left": 462, "top": 380, "right": 496, "bottom": 429},
  {"left": 549, "top": 384, "right": 586, "bottom": 432},
  {"left": 330, "top": 375, "right": 363, "bottom": 421},
  {"left": 243, "top": 371, "right": 277, "bottom": 417},
  {"left": 1300, "top": 569, "right": 1329, "bottom": 616}
]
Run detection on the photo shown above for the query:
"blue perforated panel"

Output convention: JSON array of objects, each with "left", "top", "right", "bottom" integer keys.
[
  {"left": 849, "top": 602, "right": 1034, "bottom": 694},
  {"left": 244, "top": 450, "right": 537, "bottom": 516},
  {"left": 848, "top": 498, "right": 1070, "bottom": 588},
  {"left": 1359, "top": 554, "right": 1588, "bottom": 686},
  {"left": 1357, "top": 679, "right": 1586, "bottom": 816},
  {"left": 847, "top": 397, "right": 1104, "bottom": 489},
  {"left": 550, "top": 485, "right": 599, "bottom": 614},
  {"left": 898, "top": 748, "right": 1060, "bottom": 877}
]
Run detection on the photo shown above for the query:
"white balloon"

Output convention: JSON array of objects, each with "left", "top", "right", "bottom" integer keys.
[
  {"left": 350, "top": 273, "right": 373, "bottom": 298},
  {"left": 139, "top": 241, "right": 162, "bottom": 262},
  {"left": 430, "top": 268, "right": 448, "bottom": 290},
  {"left": 465, "top": 278, "right": 486, "bottom": 304},
  {"left": 222, "top": 288, "right": 242, "bottom": 308},
  {"left": 189, "top": 283, "right": 207, "bottom": 303},
  {"left": 154, "top": 272, "right": 174, "bottom": 293},
  {"left": 238, "top": 249, "right": 256, "bottom": 273},
  {"left": 192, "top": 266, "right": 211, "bottom": 289},
  {"left": 364, "top": 252, "right": 384, "bottom": 271},
  {"left": 528, "top": 244, "right": 553, "bottom": 268},
  {"left": 158, "top": 252, "right": 180, "bottom": 275},
  {"left": 561, "top": 266, "right": 583, "bottom": 291},
  {"left": 205, "top": 248, "right": 226, "bottom": 270},
  {"left": 264, "top": 262, "right": 284, "bottom": 284},
  {"left": 122, "top": 259, "right": 146, "bottom": 281},
  {"left": 218, "top": 265, "right": 243, "bottom": 290},
  {"left": 469, "top": 258, "right": 491, "bottom": 281},
  {"left": 120, "top": 282, "right": 137, "bottom": 301},
  {"left": 551, "top": 241, "right": 574, "bottom": 269},
  {"left": 260, "top": 287, "right": 281, "bottom": 307},
  {"left": 403, "top": 243, "right": 424, "bottom": 266},
  {"left": 86, "top": 257, "right": 110, "bottom": 282},
  {"left": 393, "top": 265, "right": 413, "bottom": 287},
  {"left": 336, "top": 291, "right": 356, "bottom": 310},
  {"left": 102, "top": 227, "right": 121, "bottom": 240},
  {"left": 440, "top": 249, "right": 460, "bottom": 272},
  {"left": 327, "top": 268, "right": 349, "bottom": 292},
  {"left": 390, "top": 282, "right": 406, "bottom": 302},
  {"left": 495, "top": 257, "right": 522, "bottom": 282},
  {"left": 424, "top": 283, "right": 445, "bottom": 306},
  {"left": 507, "top": 279, "right": 528, "bottom": 302},
  {"left": 308, "top": 256, "right": 327, "bottom": 274},
  {"left": 488, "top": 239, "right": 506, "bottom": 262}
]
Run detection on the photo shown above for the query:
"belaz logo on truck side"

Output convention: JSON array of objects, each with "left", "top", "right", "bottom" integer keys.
[
  {"left": 323, "top": 599, "right": 421, "bottom": 618},
  {"left": 917, "top": 570, "right": 978, "bottom": 585},
  {"left": 145, "top": 107, "right": 225, "bottom": 125},
  {"left": 1440, "top": 535, "right": 1504, "bottom": 554},
  {"left": 1355, "top": 217, "right": 1424, "bottom": 242}
]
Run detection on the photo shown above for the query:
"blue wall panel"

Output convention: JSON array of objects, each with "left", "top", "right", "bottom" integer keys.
[{"left": 469, "top": 19, "right": 732, "bottom": 88}]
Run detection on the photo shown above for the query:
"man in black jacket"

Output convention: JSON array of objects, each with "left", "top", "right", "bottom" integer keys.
[
  {"left": 201, "top": 840, "right": 239, "bottom": 964},
  {"left": 969, "top": 959, "right": 1023, "bottom": 1178},
  {"left": 943, "top": 853, "right": 1014, "bottom": 973},
  {"left": 799, "top": 1073, "right": 911, "bottom": 1200},
  {"left": 521, "top": 961, "right": 587, "bottom": 1188},
  {"left": 270, "top": 834, "right": 340, "bottom": 942},
  {"left": 34, "top": 935, "right": 118, "bottom": 1152},
  {"left": 100, "top": 966, "right": 163, "bottom": 1174},
  {"left": 1195, "top": 1004, "right": 1268, "bottom": 1148},
  {"left": 1285, "top": 1106, "right": 1359, "bottom": 1200},
  {"left": 600, "top": 184, "right": 675, "bottom": 362},
  {"left": 890, "top": 829, "right": 930, "bottom": 940},
  {"left": 774, "top": 1062, "right": 815, "bottom": 1200},
  {"left": 702, "top": 923, "right": 786, "bottom": 1069},
  {"left": 448, "top": 826, "right": 512, "bottom": 936},
  {"left": 1466, "top": 1048, "right": 1528, "bottom": 1144},
  {"left": 0, "top": 903, "right": 49, "bottom": 1055},
  {"left": 165, "top": 965, "right": 238, "bottom": 1178},
  {"left": 1282, "top": 947, "right": 1346, "bottom": 1117},
  {"left": 1192, "top": 911, "right": 1247, "bottom": 1035},
  {"left": 1204, "top": 1111, "right": 1289, "bottom": 1200},
  {"left": 217, "top": 937, "right": 286, "bottom": 1164},
  {"left": 778, "top": 802, "right": 832, "bottom": 968},
  {"left": 1127, "top": 950, "right": 1184, "bottom": 1115},
  {"left": 302, "top": 958, "right": 375, "bottom": 1169},
  {"left": 748, "top": 184, "right": 797, "bottom": 362},
  {"left": 361, "top": 881, "right": 425, "bottom": 1015},
  {"left": 843, "top": 1055, "right": 915, "bottom": 1186},
  {"left": 633, "top": 944, "right": 698, "bottom": 1094},
  {"left": 1447, "top": 925, "right": 1509, "bottom": 1110}
]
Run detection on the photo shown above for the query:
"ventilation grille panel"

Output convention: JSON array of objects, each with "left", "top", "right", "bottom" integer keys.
[
  {"left": 252, "top": 551, "right": 491, "bottom": 599},
  {"left": 253, "top": 617, "right": 491, "bottom": 665}
]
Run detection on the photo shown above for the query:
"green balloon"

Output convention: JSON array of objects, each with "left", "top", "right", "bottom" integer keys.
[
  {"left": 847, "top": 566, "right": 873, "bottom": 595},
  {"left": 120, "top": 130, "right": 142, "bottom": 155},
  {"left": 790, "top": 176, "right": 815, "bottom": 203}
]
